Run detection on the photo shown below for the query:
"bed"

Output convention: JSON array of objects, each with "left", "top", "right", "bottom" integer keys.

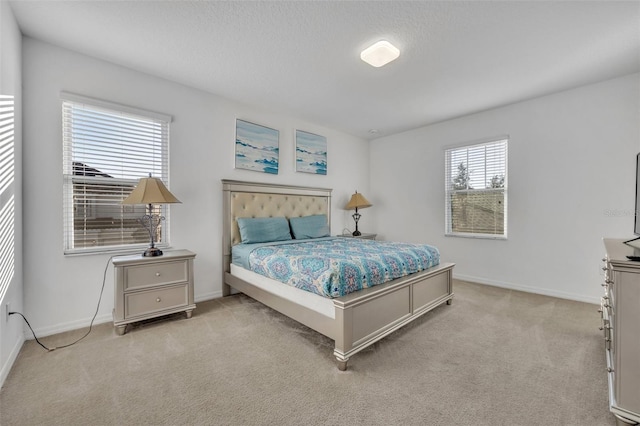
[{"left": 222, "top": 180, "right": 455, "bottom": 370}]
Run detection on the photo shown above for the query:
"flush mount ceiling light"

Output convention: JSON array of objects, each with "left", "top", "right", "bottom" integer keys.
[{"left": 360, "top": 40, "right": 400, "bottom": 67}]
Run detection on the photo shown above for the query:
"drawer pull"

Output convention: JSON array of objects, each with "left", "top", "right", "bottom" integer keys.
[
  {"left": 156, "top": 272, "right": 161, "bottom": 277},
  {"left": 607, "top": 367, "right": 614, "bottom": 373},
  {"left": 156, "top": 297, "right": 161, "bottom": 303}
]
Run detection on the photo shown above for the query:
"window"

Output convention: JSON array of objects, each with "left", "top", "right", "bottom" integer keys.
[
  {"left": 62, "top": 93, "right": 172, "bottom": 254},
  {"left": 0, "top": 95, "right": 15, "bottom": 302},
  {"left": 445, "top": 137, "right": 508, "bottom": 238}
]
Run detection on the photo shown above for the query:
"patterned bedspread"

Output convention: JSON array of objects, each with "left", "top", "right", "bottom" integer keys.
[{"left": 247, "top": 238, "right": 440, "bottom": 298}]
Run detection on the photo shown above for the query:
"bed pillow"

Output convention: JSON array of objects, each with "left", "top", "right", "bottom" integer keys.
[
  {"left": 237, "top": 217, "right": 292, "bottom": 244},
  {"left": 289, "top": 214, "right": 330, "bottom": 239}
]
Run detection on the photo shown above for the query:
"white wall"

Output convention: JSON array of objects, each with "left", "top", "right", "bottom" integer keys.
[
  {"left": 0, "top": 0, "right": 24, "bottom": 387},
  {"left": 22, "top": 38, "right": 369, "bottom": 336},
  {"left": 17, "top": 27, "right": 637, "bottom": 350},
  {"left": 370, "top": 73, "right": 640, "bottom": 304}
]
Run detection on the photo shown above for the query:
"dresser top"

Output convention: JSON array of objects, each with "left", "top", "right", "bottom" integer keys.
[
  {"left": 604, "top": 238, "right": 640, "bottom": 268},
  {"left": 112, "top": 249, "right": 196, "bottom": 266}
]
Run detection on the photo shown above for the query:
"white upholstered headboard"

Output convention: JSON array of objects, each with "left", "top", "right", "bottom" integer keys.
[{"left": 221, "top": 180, "right": 332, "bottom": 272}]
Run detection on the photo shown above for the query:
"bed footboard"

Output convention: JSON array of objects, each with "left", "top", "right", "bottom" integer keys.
[{"left": 332, "top": 262, "right": 454, "bottom": 370}]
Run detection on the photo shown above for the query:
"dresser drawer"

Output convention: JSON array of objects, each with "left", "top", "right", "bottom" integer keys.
[
  {"left": 124, "top": 260, "right": 188, "bottom": 291},
  {"left": 125, "top": 284, "right": 189, "bottom": 319}
]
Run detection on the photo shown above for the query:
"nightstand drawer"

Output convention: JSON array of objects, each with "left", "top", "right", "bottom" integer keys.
[
  {"left": 124, "top": 260, "right": 188, "bottom": 291},
  {"left": 125, "top": 284, "right": 189, "bottom": 318}
]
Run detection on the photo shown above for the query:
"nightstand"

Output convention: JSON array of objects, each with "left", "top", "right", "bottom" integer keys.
[
  {"left": 112, "top": 249, "right": 196, "bottom": 335},
  {"left": 337, "top": 233, "right": 377, "bottom": 240}
]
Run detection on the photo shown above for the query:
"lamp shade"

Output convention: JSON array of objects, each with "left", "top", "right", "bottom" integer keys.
[
  {"left": 345, "top": 191, "right": 372, "bottom": 210},
  {"left": 122, "top": 176, "right": 181, "bottom": 205}
]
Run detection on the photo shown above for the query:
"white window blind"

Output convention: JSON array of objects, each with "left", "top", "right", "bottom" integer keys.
[
  {"left": 0, "top": 95, "right": 15, "bottom": 302},
  {"left": 62, "top": 94, "right": 172, "bottom": 254},
  {"left": 445, "top": 138, "right": 508, "bottom": 238}
]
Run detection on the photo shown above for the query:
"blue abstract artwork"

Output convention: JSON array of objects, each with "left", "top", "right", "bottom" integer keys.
[
  {"left": 295, "top": 130, "right": 327, "bottom": 175},
  {"left": 235, "top": 119, "right": 279, "bottom": 174}
]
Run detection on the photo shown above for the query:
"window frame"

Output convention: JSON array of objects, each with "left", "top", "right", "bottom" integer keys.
[
  {"left": 61, "top": 93, "right": 173, "bottom": 255},
  {"left": 444, "top": 136, "right": 508, "bottom": 240}
]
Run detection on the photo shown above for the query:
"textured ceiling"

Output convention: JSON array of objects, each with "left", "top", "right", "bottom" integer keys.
[{"left": 9, "top": 0, "right": 640, "bottom": 140}]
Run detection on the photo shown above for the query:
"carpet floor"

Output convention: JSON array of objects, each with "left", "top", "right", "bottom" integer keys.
[{"left": 0, "top": 280, "right": 615, "bottom": 425}]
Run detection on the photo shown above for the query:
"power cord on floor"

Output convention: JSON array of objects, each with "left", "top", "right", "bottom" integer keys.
[{"left": 8, "top": 255, "right": 113, "bottom": 352}]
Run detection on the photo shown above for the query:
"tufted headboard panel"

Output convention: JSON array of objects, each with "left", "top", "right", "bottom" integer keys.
[
  {"left": 228, "top": 192, "right": 329, "bottom": 245},
  {"left": 222, "top": 180, "right": 332, "bottom": 272}
]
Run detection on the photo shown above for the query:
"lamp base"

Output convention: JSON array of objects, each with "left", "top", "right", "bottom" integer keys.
[
  {"left": 143, "top": 247, "right": 163, "bottom": 257},
  {"left": 352, "top": 230, "right": 361, "bottom": 236}
]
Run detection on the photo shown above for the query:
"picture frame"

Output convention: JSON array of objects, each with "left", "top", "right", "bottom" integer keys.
[
  {"left": 235, "top": 119, "right": 279, "bottom": 174},
  {"left": 295, "top": 129, "right": 327, "bottom": 175}
]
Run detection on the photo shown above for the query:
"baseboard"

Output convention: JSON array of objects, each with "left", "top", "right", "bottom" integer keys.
[
  {"left": 195, "top": 290, "right": 223, "bottom": 302},
  {"left": 23, "top": 279, "right": 596, "bottom": 340},
  {"left": 26, "top": 290, "right": 224, "bottom": 340},
  {"left": 453, "top": 273, "right": 600, "bottom": 305},
  {"left": 0, "top": 332, "right": 24, "bottom": 389},
  {"left": 29, "top": 313, "right": 113, "bottom": 339}
]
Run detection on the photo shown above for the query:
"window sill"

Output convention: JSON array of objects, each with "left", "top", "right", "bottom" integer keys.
[
  {"left": 64, "top": 244, "right": 172, "bottom": 257},
  {"left": 445, "top": 233, "right": 507, "bottom": 240}
]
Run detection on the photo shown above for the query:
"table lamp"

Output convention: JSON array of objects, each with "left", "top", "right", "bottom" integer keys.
[
  {"left": 345, "top": 191, "right": 372, "bottom": 236},
  {"left": 121, "top": 174, "right": 181, "bottom": 257}
]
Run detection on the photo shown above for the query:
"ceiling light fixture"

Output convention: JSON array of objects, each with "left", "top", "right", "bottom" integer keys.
[{"left": 360, "top": 40, "right": 400, "bottom": 68}]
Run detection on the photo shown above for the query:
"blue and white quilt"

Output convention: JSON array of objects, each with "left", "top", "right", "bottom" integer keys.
[{"left": 245, "top": 238, "right": 440, "bottom": 298}]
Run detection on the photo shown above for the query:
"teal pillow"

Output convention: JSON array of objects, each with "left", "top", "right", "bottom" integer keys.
[
  {"left": 237, "top": 217, "right": 292, "bottom": 244},
  {"left": 289, "top": 215, "right": 330, "bottom": 239}
]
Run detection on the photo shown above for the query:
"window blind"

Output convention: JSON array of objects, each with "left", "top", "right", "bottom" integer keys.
[
  {"left": 62, "top": 94, "right": 172, "bottom": 254},
  {"left": 0, "top": 95, "right": 15, "bottom": 302},
  {"left": 445, "top": 138, "right": 508, "bottom": 238}
]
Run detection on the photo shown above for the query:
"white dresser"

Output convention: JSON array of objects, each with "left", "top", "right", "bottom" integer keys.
[
  {"left": 602, "top": 239, "right": 640, "bottom": 425},
  {"left": 113, "top": 249, "right": 196, "bottom": 335}
]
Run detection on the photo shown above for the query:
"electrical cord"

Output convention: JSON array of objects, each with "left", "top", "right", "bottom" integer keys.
[{"left": 8, "top": 255, "right": 113, "bottom": 352}]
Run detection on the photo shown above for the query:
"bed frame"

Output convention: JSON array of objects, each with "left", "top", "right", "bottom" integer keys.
[{"left": 222, "top": 180, "right": 454, "bottom": 370}]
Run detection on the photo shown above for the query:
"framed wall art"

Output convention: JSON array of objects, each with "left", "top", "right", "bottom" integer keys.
[
  {"left": 235, "top": 119, "right": 279, "bottom": 174},
  {"left": 295, "top": 129, "right": 327, "bottom": 175}
]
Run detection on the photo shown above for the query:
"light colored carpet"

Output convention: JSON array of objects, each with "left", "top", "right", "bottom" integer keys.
[{"left": 0, "top": 280, "right": 614, "bottom": 426}]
